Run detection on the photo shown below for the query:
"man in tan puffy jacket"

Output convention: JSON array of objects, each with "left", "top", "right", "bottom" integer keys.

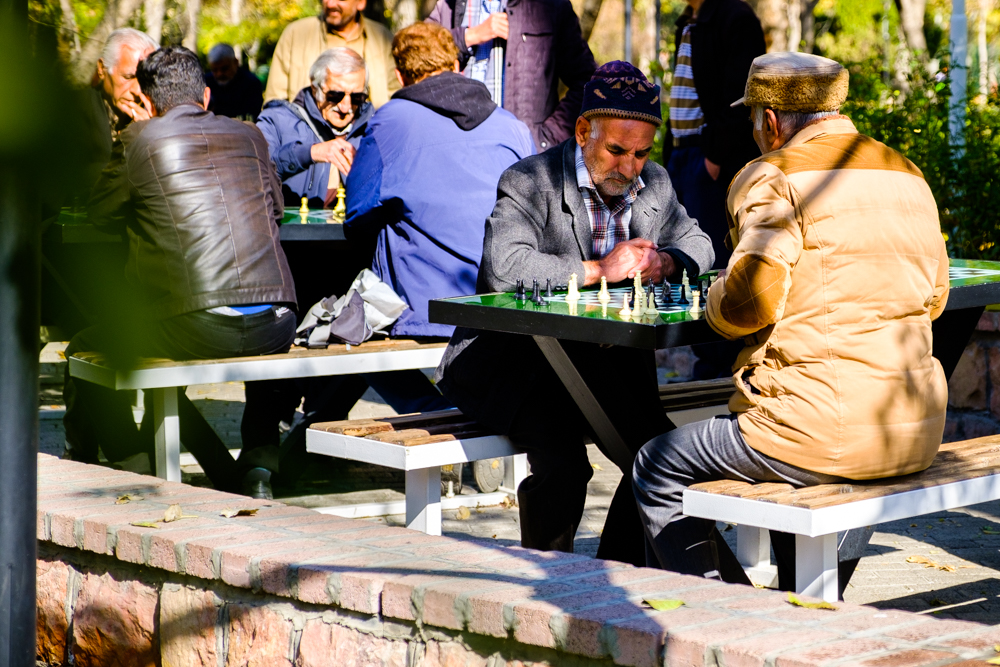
[{"left": 633, "top": 53, "right": 950, "bottom": 584}]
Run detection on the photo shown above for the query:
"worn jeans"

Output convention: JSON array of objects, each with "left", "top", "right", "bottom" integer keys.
[
  {"left": 633, "top": 414, "right": 873, "bottom": 593},
  {"left": 64, "top": 307, "right": 296, "bottom": 491}
]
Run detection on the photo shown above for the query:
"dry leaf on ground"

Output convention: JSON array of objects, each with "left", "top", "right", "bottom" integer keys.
[
  {"left": 162, "top": 504, "right": 199, "bottom": 522},
  {"left": 643, "top": 599, "right": 684, "bottom": 611},
  {"left": 456, "top": 506, "right": 471, "bottom": 520},
  {"left": 787, "top": 592, "right": 837, "bottom": 610},
  {"left": 905, "top": 555, "right": 967, "bottom": 572},
  {"left": 220, "top": 508, "right": 259, "bottom": 518},
  {"left": 116, "top": 494, "right": 141, "bottom": 505},
  {"left": 981, "top": 526, "right": 1000, "bottom": 535},
  {"left": 130, "top": 521, "right": 159, "bottom": 529},
  {"left": 591, "top": 464, "right": 603, "bottom": 471}
]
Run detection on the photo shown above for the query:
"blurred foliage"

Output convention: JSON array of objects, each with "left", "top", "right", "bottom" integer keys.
[{"left": 197, "top": 0, "right": 319, "bottom": 55}]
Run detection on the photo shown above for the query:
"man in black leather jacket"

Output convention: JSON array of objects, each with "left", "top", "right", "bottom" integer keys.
[{"left": 64, "top": 47, "right": 299, "bottom": 498}]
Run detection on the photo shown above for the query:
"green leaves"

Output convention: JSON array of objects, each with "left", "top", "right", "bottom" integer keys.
[{"left": 643, "top": 598, "right": 684, "bottom": 612}]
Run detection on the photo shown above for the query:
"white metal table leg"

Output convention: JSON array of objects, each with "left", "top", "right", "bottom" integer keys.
[
  {"left": 795, "top": 533, "right": 839, "bottom": 602},
  {"left": 405, "top": 467, "right": 442, "bottom": 535},
  {"left": 153, "top": 387, "right": 181, "bottom": 482},
  {"left": 736, "top": 525, "right": 778, "bottom": 588},
  {"left": 501, "top": 454, "right": 529, "bottom": 494}
]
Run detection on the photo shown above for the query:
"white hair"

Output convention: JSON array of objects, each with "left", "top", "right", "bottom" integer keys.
[
  {"left": 753, "top": 106, "right": 838, "bottom": 142},
  {"left": 100, "top": 28, "right": 158, "bottom": 72},
  {"left": 208, "top": 43, "right": 237, "bottom": 64},
  {"left": 309, "top": 48, "right": 368, "bottom": 90}
]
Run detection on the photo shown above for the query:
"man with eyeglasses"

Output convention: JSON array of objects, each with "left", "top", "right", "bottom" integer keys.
[{"left": 257, "top": 48, "right": 374, "bottom": 208}]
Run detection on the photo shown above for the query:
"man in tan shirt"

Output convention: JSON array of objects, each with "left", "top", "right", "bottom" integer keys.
[
  {"left": 633, "top": 53, "right": 949, "bottom": 591},
  {"left": 265, "top": 0, "right": 399, "bottom": 108}
]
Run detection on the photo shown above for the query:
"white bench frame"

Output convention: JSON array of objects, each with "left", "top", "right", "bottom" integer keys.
[
  {"left": 68, "top": 344, "right": 446, "bottom": 482},
  {"left": 306, "top": 426, "right": 528, "bottom": 535},
  {"left": 683, "top": 472, "right": 1000, "bottom": 601}
]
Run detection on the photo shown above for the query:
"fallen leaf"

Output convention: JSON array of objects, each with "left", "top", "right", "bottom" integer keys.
[
  {"left": 499, "top": 496, "right": 514, "bottom": 509},
  {"left": 910, "top": 524, "right": 918, "bottom": 528},
  {"left": 220, "top": 508, "right": 259, "bottom": 518},
  {"left": 130, "top": 521, "right": 159, "bottom": 528},
  {"left": 490, "top": 459, "right": 500, "bottom": 469},
  {"left": 982, "top": 526, "right": 1000, "bottom": 535},
  {"left": 456, "top": 506, "right": 471, "bottom": 520},
  {"left": 985, "top": 658, "right": 1000, "bottom": 665},
  {"left": 591, "top": 463, "right": 603, "bottom": 471},
  {"left": 116, "top": 494, "right": 141, "bottom": 505},
  {"left": 644, "top": 598, "right": 684, "bottom": 611},
  {"left": 162, "top": 504, "right": 199, "bottom": 523},
  {"left": 906, "top": 555, "right": 958, "bottom": 572},
  {"left": 787, "top": 592, "right": 837, "bottom": 610}
]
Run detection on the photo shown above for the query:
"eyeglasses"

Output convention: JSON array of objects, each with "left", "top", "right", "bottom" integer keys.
[{"left": 324, "top": 90, "right": 368, "bottom": 107}]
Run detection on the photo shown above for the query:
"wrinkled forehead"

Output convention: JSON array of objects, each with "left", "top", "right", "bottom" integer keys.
[
  {"left": 586, "top": 116, "right": 657, "bottom": 149},
  {"left": 113, "top": 43, "right": 154, "bottom": 74},
  {"left": 322, "top": 68, "right": 366, "bottom": 93}
]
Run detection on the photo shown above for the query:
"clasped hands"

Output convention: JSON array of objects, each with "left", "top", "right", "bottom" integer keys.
[
  {"left": 583, "top": 238, "right": 677, "bottom": 287},
  {"left": 311, "top": 138, "right": 356, "bottom": 176}
]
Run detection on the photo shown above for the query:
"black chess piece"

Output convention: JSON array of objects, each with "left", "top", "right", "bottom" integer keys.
[
  {"left": 545, "top": 278, "right": 553, "bottom": 298},
  {"left": 629, "top": 285, "right": 636, "bottom": 309},
  {"left": 531, "top": 278, "right": 546, "bottom": 305},
  {"left": 678, "top": 282, "right": 689, "bottom": 305},
  {"left": 531, "top": 278, "right": 539, "bottom": 298},
  {"left": 660, "top": 278, "right": 674, "bottom": 307},
  {"left": 514, "top": 279, "right": 526, "bottom": 300}
]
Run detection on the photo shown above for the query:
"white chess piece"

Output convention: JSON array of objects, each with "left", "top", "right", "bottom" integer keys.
[
  {"left": 619, "top": 293, "right": 631, "bottom": 320},
  {"left": 598, "top": 276, "right": 610, "bottom": 306},
  {"left": 645, "top": 291, "right": 658, "bottom": 318},
  {"left": 690, "top": 289, "right": 703, "bottom": 315},
  {"left": 681, "top": 269, "right": 690, "bottom": 301},
  {"left": 567, "top": 273, "right": 580, "bottom": 303}
]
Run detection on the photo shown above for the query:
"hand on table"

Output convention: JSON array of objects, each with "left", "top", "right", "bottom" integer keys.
[
  {"left": 311, "top": 138, "right": 356, "bottom": 176},
  {"left": 465, "top": 12, "right": 509, "bottom": 46}
]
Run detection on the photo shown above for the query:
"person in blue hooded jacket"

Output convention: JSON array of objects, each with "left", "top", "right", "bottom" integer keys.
[
  {"left": 345, "top": 21, "right": 534, "bottom": 340},
  {"left": 257, "top": 47, "right": 374, "bottom": 208}
]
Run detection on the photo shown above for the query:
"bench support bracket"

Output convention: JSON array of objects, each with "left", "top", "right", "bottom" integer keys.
[
  {"left": 153, "top": 387, "right": 181, "bottom": 482},
  {"left": 406, "top": 467, "right": 442, "bottom": 536},
  {"left": 795, "top": 533, "right": 838, "bottom": 602},
  {"left": 736, "top": 525, "right": 778, "bottom": 588}
]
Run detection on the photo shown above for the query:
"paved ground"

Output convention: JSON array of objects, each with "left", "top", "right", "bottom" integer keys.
[{"left": 40, "top": 344, "right": 1000, "bottom": 625}]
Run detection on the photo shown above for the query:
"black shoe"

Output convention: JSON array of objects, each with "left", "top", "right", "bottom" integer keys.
[{"left": 242, "top": 467, "right": 274, "bottom": 500}]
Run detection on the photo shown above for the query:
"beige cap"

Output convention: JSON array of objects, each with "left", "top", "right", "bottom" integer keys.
[{"left": 731, "top": 52, "right": 848, "bottom": 112}]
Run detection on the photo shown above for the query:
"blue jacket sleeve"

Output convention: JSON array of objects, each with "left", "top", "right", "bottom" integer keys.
[
  {"left": 256, "top": 111, "right": 315, "bottom": 180},
  {"left": 344, "top": 133, "right": 386, "bottom": 241}
]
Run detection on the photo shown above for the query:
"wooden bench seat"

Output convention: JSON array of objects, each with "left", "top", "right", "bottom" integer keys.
[
  {"left": 307, "top": 410, "right": 527, "bottom": 535},
  {"left": 682, "top": 436, "right": 1000, "bottom": 601}
]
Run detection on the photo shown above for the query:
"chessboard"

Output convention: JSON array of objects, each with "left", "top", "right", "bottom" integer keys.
[
  {"left": 553, "top": 285, "right": 692, "bottom": 313},
  {"left": 949, "top": 266, "right": 1000, "bottom": 280}
]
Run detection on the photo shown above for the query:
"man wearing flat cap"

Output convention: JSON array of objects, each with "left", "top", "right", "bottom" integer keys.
[
  {"left": 435, "top": 62, "right": 713, "bottom": 566},
  {"left": 634, "top": 53, "right": 950, "bottom": 588}
]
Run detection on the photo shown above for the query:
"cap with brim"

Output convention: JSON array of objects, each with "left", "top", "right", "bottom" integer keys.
[{"left": 731, "top": 52, "right": 848, "bottom": 112}]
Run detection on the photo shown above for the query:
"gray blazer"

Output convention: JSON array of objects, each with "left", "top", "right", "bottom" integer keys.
[{"left": 435, "top": 139, "right": 714, "bottom": 432}]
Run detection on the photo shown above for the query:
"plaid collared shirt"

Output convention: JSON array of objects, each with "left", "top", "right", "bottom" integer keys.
[
  {"left": 575, "top": 144, "right": 644, "bottom": 259},
  {"left": 462, "top": 0, "right": 506, "bottom": 103}
]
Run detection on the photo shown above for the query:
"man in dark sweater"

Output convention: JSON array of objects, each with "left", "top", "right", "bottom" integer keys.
[
  {"left": 206, "top": 43, "right": 264, "bottom": 121},
  {"left": 65, "top": 47, "right": 297, "bottom": 497}
]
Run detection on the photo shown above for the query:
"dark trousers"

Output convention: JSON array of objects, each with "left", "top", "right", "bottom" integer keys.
[
  {"left": 633, "top": 414, "right": 872, "bottom": 596},
  {"left": 667, "top": 145, "right": 742, "bottom": 379},
  {"left": 64, "top": 307, "right": 296, "bottom": 491},
  {"left": 501, "top": 340, "right": 672, "bottom": 568}
]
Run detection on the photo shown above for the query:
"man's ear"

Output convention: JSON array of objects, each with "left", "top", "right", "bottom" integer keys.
[
  {"left": 357, "top": 0, "right": 368, "bottom": 11},
  {"left": 202, "top": 86, "right": 211, "bottom": 111},
  {"left": 452, "top": 59, "right": 460, "bottom": 73},
  {"left": 96, "top": 58, "right": 108, "bottom": 82},
  {"left": 394, "top": 68, "right": 407, "bottom": 88},
  {"left": 574, "top": 116, "right": 591, "bottom": 148}
]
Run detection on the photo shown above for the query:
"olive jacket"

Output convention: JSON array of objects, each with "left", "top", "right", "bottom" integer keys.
[{"left": 707, "top": 117, "right": 950, "bottom": 479}]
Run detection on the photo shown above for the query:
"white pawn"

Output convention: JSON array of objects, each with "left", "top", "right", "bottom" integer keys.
[
  {"left": 598, "top": 276, "right": 610, "bottom": 306},
  {"left": 645, "top": 291, "right": 658, "bottom": 318},
  {"left": 566, "top": 273, "right": 580, "bottom": 303},
  {"left": 619, "top": 293, "right": 631, "bottom": 320}
]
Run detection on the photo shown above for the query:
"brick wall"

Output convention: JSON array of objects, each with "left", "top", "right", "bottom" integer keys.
[
  {"left": 946, "top": 312, "right": 1000, "bottom": 441},
  {"left": 35, "top": 455, "right": 1000, "bottom": 666}
]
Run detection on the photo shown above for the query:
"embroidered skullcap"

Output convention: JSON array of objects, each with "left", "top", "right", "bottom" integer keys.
[
  {"left": 731, "top": 52, "right": 848, "bottom": 112},
  {"left": 580, "top": 61, "right": 662, "bottom": 126}
]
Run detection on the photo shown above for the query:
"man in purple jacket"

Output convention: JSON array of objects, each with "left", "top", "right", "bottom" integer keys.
[{"left": 426, "top": 0, "right": 596, "bottom": 152}]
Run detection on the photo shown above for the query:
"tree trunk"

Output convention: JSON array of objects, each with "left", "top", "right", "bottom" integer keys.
[
  {"left": 183, "top": 0, "right": 201, "bottom": 51},
  {"left": 58, "top": 0, "right": 81, "bottom": 55},
  {"left": 977, "top": 0, "right": 990, "bottom": 99},
  {"left": 71, "top": 0, "right": 145, "bottom": 84},
  {"left": 800, "top": 0, "right": 819, "bottom": 52},
  {"left": 893, "top": 0, "right": 928, "bottom": 55},
  {"left": 580, "top": 0, "right": 604, "bottom": 42},
  {"left": 748, "top": 0, "right": 788, "bottom": 52},
  {"left": 144, "top": 0, "right": 164, "bottom": 43},
  {"left": 786, "top": 0, "right": 801, "bottom": 51}
]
